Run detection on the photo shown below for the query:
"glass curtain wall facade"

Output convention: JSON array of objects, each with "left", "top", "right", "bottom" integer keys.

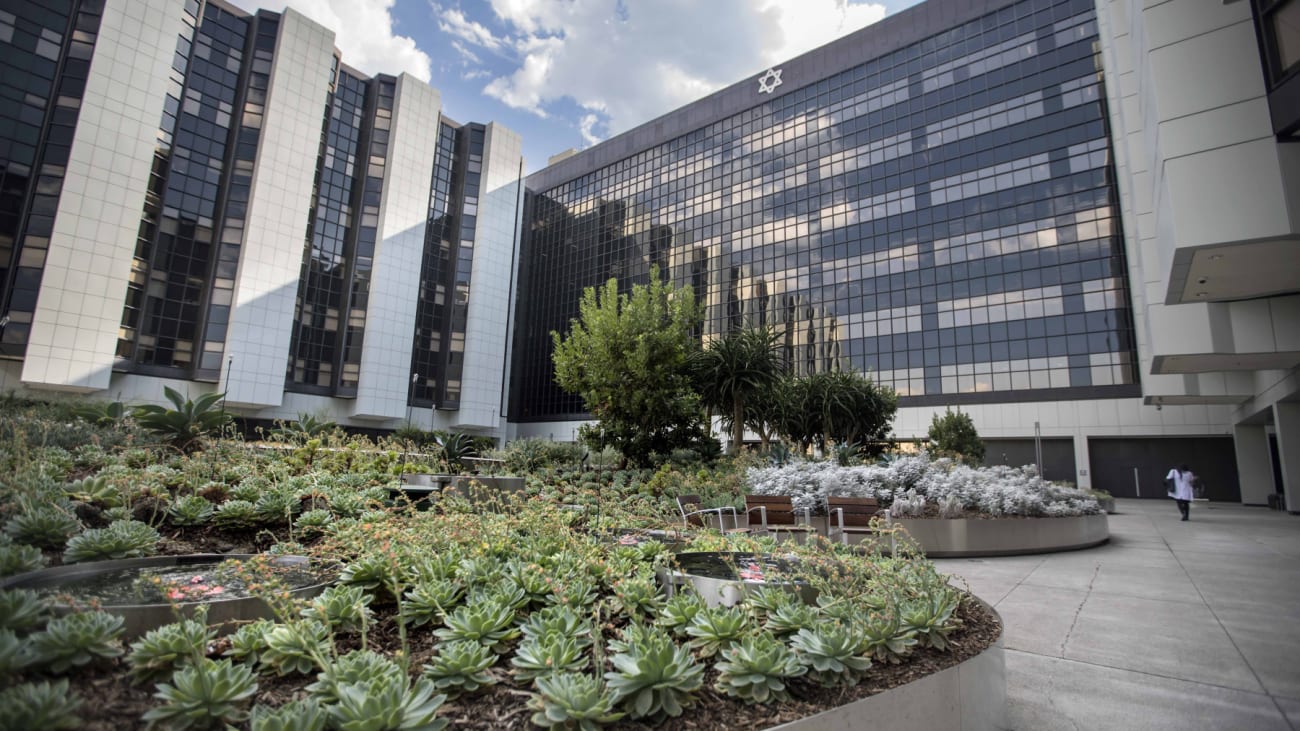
[
  {"left": 0, "top": 0, "right": 104, "bottom": 357},
  {"left": 511, "top": 0, "right": 1138, "bottom": 422}
]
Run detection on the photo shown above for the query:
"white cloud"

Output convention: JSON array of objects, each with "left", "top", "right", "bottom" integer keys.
[
  {"left": 228, "top": 0, "right": 431, "bottom": 82},
  {"left": 451, "top": 40, "right": 482, "bottom": 64},
  {"left": 480, "top": 0, "right": 887, "bottom": 145},
  {"left": 437, "top": 5, "right": 507, "bottom": 51}
]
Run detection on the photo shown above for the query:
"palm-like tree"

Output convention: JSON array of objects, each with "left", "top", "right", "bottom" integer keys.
[{"left": 690, "top": 327, "right": 785, "bottom": 455}]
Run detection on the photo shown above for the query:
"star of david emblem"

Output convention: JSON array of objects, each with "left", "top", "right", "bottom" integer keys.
[{"left": 757, "top": 68, "right": 783, "bottom": 94}]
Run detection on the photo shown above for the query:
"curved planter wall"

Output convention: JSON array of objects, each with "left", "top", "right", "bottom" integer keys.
[
  {"left": 0, "top": 554, "right": 333, "bottom": 639},
  {"left": 891, "top": 514, "right": 1109, "bottom": 557},
  {"left": 770, "top": 600, "right": 1006, "bottom": 731}
]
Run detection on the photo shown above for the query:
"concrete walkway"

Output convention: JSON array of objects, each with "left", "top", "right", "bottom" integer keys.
[{"left": 932, "top": 499, "right": 1300, "bottom": 731}]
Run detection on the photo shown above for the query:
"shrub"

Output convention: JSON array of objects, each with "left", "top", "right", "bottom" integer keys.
[
  {"left": 927, "top": 408, "right": 985, "bottom": 462},
  {"left": 63, "top": 520, "right": 160, "bottom": 563}
]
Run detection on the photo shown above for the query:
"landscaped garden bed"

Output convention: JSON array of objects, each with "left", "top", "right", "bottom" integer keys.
[{"left": 0, "top": 399, "right": 1005, "bottom": 730}]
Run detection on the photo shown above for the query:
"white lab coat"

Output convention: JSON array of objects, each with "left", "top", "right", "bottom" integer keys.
[{"left": 1166, "top": 468, "right": 1195, "bottom": 501}]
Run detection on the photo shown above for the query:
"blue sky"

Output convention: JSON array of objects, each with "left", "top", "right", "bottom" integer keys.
[{"left": 232, "top": 0, "right": 925, "bottom": 173}]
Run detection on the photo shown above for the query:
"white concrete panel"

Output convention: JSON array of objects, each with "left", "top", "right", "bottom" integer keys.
[
  {"left": 1164, "top": 140, "right": 1294, "bottom": 249},
  {"left": 1157, "top": 98, "right": 1273, "bottom": 162},
  {"left": 352, "top": 75, "right": 442, "bottom": 420},
  {"left": 1275, "top": 403, "right": 1300, "bottom": 512},
  {"left": 1142, "top": 0, "right": 1251, "bottom": 51},
  {"left": 1233, "top": 424, "right": 1273, "bottom": 506},
  {"left": 1147, "top": 20, "right": 1263, "bottom": 131},
  {"left": 22, "top": 0, "right": 189, "bottom": 393},
  {"left": 1270, "top": 296, "right": 1300, "bottom": 351},
  {"left": 223, "top": 9, "right": 335, "bottom": 409},
  {"left": 453, "top": 123, "right": 523, "bottom": 432}
]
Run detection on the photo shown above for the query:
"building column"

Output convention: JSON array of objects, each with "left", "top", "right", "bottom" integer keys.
[
  {"left": 1275, "top": 403, "right": 1300, "bottom": 512},
  {"left": 1233, "top": 423, "right": 1273, "bottom": 506},
  {"left": 1073, "top": 434, "right": 1092, "bottom": 490}
]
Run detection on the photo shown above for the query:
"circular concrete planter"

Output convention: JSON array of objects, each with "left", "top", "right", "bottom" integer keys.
[
  {"left": 768, "top": 598, "right": 1006, "bottom": 731},
  {"left": 891, "top": 513, "right": 1109, "bottom": 557}
]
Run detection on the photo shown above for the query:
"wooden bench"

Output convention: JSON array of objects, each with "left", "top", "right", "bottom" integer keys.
[
  {"left": 826, "top": 496, "right": 892, "bottom": 549},
  {"left": 676, "top": 494, "right": 742, "bottom": 531},
  {"left": 744, "top": 495, "right": 812, "bottom": 541}
]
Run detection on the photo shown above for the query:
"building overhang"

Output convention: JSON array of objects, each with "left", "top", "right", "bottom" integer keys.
[
  {"left": 1144, "top": 394, "right": 1252, "bottom": 406},
  {"left": 1166, "top": 238, "right": 1300, "bottom": 305},
  {"left": 1152, "top": 351, "right": 1300, "bottom": 374}
]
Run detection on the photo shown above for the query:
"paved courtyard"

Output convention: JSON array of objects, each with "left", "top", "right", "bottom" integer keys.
[{"left": 932, "top": 499, "right": 1300, "bottom": 731}]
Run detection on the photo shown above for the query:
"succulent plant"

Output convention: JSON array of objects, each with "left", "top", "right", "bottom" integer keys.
[
  {"left": 127, "top": 616, "right": 217, "bottom": 683},
  {"left": 0, "top": 627, "right": 33, "bottom": 675},
  {"left": 4, "top": 504, "right": 80, "bottom": 549},
  {"left": 434, "top": 598, "right": 519, "bottom": 653},
  {"left": 546, "top": 576, "right": 598, "bottom": 609},
  {"left": 510, "top": 633, "right": 588, "bottom": 681},
  {"left": 656, "top": 592, "right": 706, "bottom": 637},
  {"left": 213, "top": 500, "right": 261, "bottom": 530},
  {"left": 249, "top": 698, "right": 329, "bottom": 731},
  {"left": 224, "top": 619, "right": 273, "bottom": 668},
  {"left": 294, "top": 509, "right": 334, "bottom": 538},
  {"left": 400, "top": 579, "right": 465, "bottom": 628},
  {"left": 604, "top": 627, "right": 704, "bottom": 720},
  {"left": 0, "top": 587, "right": 49, "bottom": 633},
  {"left": 743, "top": 585, "right": 798, "bottom": 620},
  {"left": 261, "top": 620, "right": 330, "bottom": 677},
  {"left": 142, "top": 657, "right": 258, "bottom": 729},
  {"left": 306, "top": 650, "right": 404, "bottom": 706},
  {"left": 505, "top": 559, "right": 551, "bottom": 608},
  {"left": 339, "top": 553, "right": 401, "bottom": 594},
  {"left": 301, "top": 584, "right": 373, "bottom": 633},
  {"left": 788, "top": 623, "right": 872, "bottom": 686},
  {"left": 0, "top": 679, "right": 83, "bottom": 730},
  {"left": 518, "top": 605, "right": 591, "bottom": 648},
  {"left": 713, "top": 634, "right": 807, "bottom": 704},
  {"left": 529, "top": 673, "right": 624, "bottom": 730},
  {"left": 611, "top": 574, "right": 664, "bottom": 620},
  {"left": 455, "top": 554, "right": 504, "bottom": 585},
  {"left": 326, "top": 675, "right": 448, "bottom": 731},
  {"left": 860, "top": 609, "right": 918, "bottom": 663},
  {"left": 64, "top": 475, "right": 123, "bottom": 507},
  {"left": 901, "top": 590, "right": 962, "bottom": 651},
  {"left": 685, "top": 605, "right": 752, "bottom": 658},
  {"left": 255, "top": 489, "right": 301, "bottom": 525},
  {"left": 763, "top": 602, "right": 821, "bottom": 636},
  {"left": 63, "top": 519, "right": 161, "bottom": 563},
  {"left": 421, "top": 639, "right": 498, "bottom": 696},
  {"left": 28, "top": 610, "right": 125, "bottom": 672},
  {"left": 168, "top": 495, "right": 214, "bottom": 527},
  {"left": 0, "top": 541, "right": 46, "bottom": 577}
]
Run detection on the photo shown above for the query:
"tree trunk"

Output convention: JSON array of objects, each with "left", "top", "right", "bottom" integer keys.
[{"left": 731, "top": 398, "right": 744, "bottom": 456}]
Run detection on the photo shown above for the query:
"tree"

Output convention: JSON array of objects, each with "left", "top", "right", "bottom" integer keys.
[
  {"left": 777, "top": 370, "right": 898, "bottom": 455},
  {"left": 551, "top": 271, "right": 709, "bottom": 468},
  {"left": 927, "top": 407, "right": 985, "bottom": 463},
  {"left": 690, "top": 327, "right": 785, "bottom": 455}
]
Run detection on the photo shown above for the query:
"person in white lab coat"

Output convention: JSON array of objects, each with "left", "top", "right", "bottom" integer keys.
[{"left": 1166, "top": 464, "right": 1196, "bottom": 521}]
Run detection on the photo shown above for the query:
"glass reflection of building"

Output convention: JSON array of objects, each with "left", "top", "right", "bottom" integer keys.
[{"left": 511, "top": 0, "right": 1138, "bottom": 422}]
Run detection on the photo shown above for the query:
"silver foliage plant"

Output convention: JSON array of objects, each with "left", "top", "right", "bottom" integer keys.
[{"left": 747, "top": 453, "right": 1101, "bottom": 518}]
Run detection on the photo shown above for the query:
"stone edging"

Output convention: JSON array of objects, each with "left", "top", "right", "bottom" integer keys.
[
  {"left": 891, "top": 513, "right": 1110, "bottom": 557},
  {"left": 769, "top": 597, "right": 1006, "bottom": 730}
]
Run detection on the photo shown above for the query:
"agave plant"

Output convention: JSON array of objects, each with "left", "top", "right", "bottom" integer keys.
[
  {"left": 860, "top": 609, "right": 918, "bottom": 663},
  {"left": 714, "top": 634, "right": 807, "bottom": 704},
  {"left": 142, "top": 657, "right": 258, "bottom": 729},
  {"left": 434, "top": 432, "right": 476, "bottom": 472},
  {"left": 604, "top": 628, "right": 704, "bottom": 720},
  {"left": 528, "top": 673, "right": 624, "bottom": 730},
  {"left": 900, "top": 589, "right": 962, "bottom": 651},
  {"left": 133, "top": 386, "right": 231, "bottom": 453}
]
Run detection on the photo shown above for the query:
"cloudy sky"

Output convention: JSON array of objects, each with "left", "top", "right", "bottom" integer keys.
[{"left": 231, "top": 0, "right": 924, "bottom": 172}]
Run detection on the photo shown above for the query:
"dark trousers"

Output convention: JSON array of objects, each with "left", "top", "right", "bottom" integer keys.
[{"left": 1176, "top": 499, "right": 1190, "bottom": 520}]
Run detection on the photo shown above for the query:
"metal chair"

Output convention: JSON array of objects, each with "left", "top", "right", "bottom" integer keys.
[{"left": 676, "top": 494, "right": 742, "bottom": 531}]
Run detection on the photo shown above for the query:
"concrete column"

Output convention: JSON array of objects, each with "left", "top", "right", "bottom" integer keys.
[
  {"left": 1275, "top": 403, "right": 1300, "bottom": 512},
  {"left": 1232, "top": 423, "right": 1273, "bottom": 506},
  {"left": 1073, "top": 434, "right": 1092, "bottom": 490}
]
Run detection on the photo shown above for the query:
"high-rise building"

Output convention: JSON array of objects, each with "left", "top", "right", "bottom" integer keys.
[
  {"left": 508, "top": 0, "right": 1300, "bottom": 505},
  {"left": 0, "top": 0, "right": 523, "bottom": 433},
  {"left": 1, "top": 0, "right": 1296, "bottom": 506}
]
